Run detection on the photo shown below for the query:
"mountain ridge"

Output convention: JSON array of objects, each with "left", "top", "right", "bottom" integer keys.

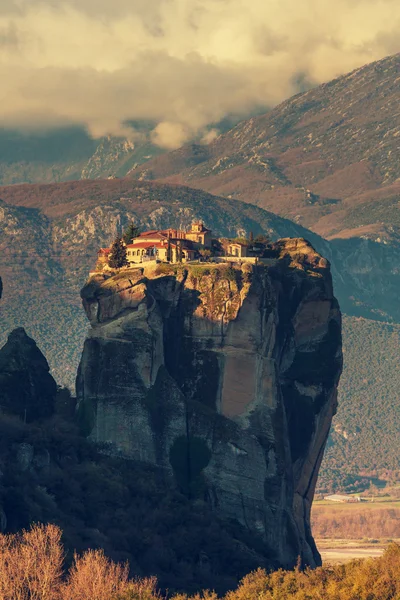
[
  {"left": 2, "top": 52, "right": 400, "bottom": 251},
  {"left": 127, "top": 52, "right": 400, "bottom": 244}
]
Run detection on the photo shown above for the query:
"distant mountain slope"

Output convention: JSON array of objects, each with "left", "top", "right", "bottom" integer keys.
[
  {"left": 0, "top": 179, "right": 326, "bottom": 390},
  {"left": 0, "top": 116, "right": 250, "bottom": 187},
  {"left": 0, "top": 129, "right": 163, "bottom": 185},
  {"left": 2, "top": 177, "right": 399, "bottom": 322},
  {"left": 319, "top": 316, "right": 400, "bottom": 493},
  {"left": 3, "top": 52, "right": 400, "bottom": 247},
  {"left": 128, "top": 52, "right": 400, "bottom": 243}
]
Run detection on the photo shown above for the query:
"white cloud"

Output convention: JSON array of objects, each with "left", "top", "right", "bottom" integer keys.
[
  {"left": 200, "top": 128, "right": 219, "bottom": 145},
  {"left": 150, "top": 121, "right": 190, "bottom": 149},
  {"left": 0, "top": 0, "right": 399, "bottom": 146}
]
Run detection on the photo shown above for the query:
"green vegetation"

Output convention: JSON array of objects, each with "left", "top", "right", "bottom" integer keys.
[
  {"left": 198, "top": 248, "right": 212, "bottom": 261},
  {"left": 335, "top": 197, "right": 400, "bottom": 232},
  {"left": 0, "top": 289, "right": 86, "bottom": 392},
  {"left": 108, "top": 238, "right": 128, "bottom": 269},
  {"left": 154, "top": 263, "right": 187, "bottom": 277},
  {"left": 254, "top": 234, "right": 269, "bottom": 244},
  {"left": 318, "top": 316, "right": 400, "bottom": 494},
  {"left": 231, "top": 237, "right": 249, "bottom": 245},
  {"left": 154, "top": 263, "right": 241, "bottom": 286},
  {"left": 122, "top": 221, "right": 141, "bottom": 244}
]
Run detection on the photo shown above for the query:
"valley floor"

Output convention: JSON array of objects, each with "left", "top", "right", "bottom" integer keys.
[
  {"left": 317, "top": 539, "right": 390, "bottom": 564},
  {"left": 313, "top": 497, "right": 400, "bottom": 563}
]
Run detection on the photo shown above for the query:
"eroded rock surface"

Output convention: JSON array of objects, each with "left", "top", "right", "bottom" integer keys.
[
  {"left": 0, "top": 328, "right": 56, "bottom": 422},
  {"left": 77, "top": 238, "right": 342, "bottom": 569}
]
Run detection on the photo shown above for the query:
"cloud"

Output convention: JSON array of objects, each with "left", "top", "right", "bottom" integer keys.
[
  {"left": 0, "top": 0, "right": 399, "bottom": 147},
  {"left": 150, "top": 122, "right": 190, "bottom": 149},
  {"left": 0, "top": 22, "right": 18, "bottom": 48},
  {"left": 200, "top": 128, "right": 220, "bottom": 145}
]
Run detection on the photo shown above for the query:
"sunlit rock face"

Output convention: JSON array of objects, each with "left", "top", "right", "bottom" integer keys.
[{"left": 76, "top": 238, "right": 342, "bottom": 569}]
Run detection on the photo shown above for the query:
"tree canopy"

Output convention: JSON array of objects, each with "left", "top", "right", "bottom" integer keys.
[
  {"left": 122, "top": 222, "right": 141, "bottom": 244},
  {"left": 254, "top": 234, "right": 269, "bottom": 244},
  {"left": 108, "top": 237, "right": 128, "bottom": 269}
]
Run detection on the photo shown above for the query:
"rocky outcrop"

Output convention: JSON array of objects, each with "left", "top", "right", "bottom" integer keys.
[
  {"left": 0, "top": 328, "right": 56, "bottom": 422},
  {"left": 76, "top": 238, "right": 342, "bottom": 569}
]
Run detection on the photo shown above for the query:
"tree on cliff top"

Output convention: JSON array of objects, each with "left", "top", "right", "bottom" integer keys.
[
  {"left": 199, "top": 248, "right": 211, "bottom": 261},
  {"left": 122, "top": 221, "right": 141, "bottom": 244},
  {"left": 108, "top": 237, "right": 128, "bottom": 269}
]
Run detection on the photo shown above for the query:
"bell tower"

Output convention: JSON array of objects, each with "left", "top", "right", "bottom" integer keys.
[{"left": 191, "top": 221, "right": 203, "bottom": 233}]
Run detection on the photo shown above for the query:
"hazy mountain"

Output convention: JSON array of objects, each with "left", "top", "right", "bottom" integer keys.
[
  {"left": 129, "top": 52, "right": 400, "bottom": 245},
  {"left": 0, "top": 127, "right": 163, "bottom": 185},
  {"left": 4, "top": 51, "right": 400, "bottom": 248},
  {"left": 0, "top": 114, "right": 250, "bottom": 186}
]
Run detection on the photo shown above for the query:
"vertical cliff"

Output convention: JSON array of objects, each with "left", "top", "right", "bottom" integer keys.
[
  {"left": 77, "top": 239, "right": 342, "bottom": 569},
  {"left": 0, "top": 276, "right": 56, "bottom": 422},
  {"left": 0, "top": 328, "right": 56, "bottom": 422}
]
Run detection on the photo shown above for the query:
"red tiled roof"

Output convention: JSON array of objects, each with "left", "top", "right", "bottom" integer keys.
[
  {"left": 138, "top": 230, "right": 167, "bottom": 237},
  {"left": 127, "top": 241, "right": 195, "bottom": 250},
  {"left": 139, "top": 230, "right": 157, "bottom": 236},
  {"left": 127, "top": 241, "right": 166, "bottom": 249},
  {"left": 98, "top": 248, "right": 111, "bottom": 254},
  {"left": 135, "top": 232, "right": 168, "bottom": 241}
]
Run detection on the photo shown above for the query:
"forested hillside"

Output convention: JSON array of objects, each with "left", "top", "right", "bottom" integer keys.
[{"left": 318, "top": 316, "right": 400, "bottom": 492}]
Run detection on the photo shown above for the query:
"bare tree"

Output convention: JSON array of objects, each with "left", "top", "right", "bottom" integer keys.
[
  {"left": 65, "top": 549, "right": 130, "bottom": 600},
  {"left": 0, "top": 523, "right": 64, "bottom": 600}
]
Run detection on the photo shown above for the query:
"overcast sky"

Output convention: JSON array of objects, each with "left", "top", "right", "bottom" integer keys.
[{"left": 0, "top": 0, "right": 399, "bottom": 148}]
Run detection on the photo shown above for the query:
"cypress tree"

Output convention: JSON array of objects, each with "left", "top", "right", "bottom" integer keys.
[
  {"left": 108, "top": 237, "right": 128, "bottom": 269},
  {"left": 166, "top": 239, "right": 172, "bottom": 262},
  {"left": 122, "top": 221, "right": 141, "bottom": 244}
]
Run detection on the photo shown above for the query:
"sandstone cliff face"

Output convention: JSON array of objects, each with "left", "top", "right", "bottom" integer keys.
[{"left": 77, "top": 239, "right": 342, "bottom": 569}]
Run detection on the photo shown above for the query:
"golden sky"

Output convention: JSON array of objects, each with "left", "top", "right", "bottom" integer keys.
[{"left": 0, "top": 0, "right": 399, "bottom": 147}]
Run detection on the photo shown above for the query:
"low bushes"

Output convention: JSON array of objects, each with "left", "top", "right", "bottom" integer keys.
[{"left": 3, "top": 524, "right": 400, "bottom": 600}]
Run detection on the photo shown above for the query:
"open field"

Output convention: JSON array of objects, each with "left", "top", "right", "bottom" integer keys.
[
  {"left": 312, "top": 499, "right": 400, "bottom": 546},
  {"left": 316, "top": 538, "right": 393, "bottom": 564}
]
